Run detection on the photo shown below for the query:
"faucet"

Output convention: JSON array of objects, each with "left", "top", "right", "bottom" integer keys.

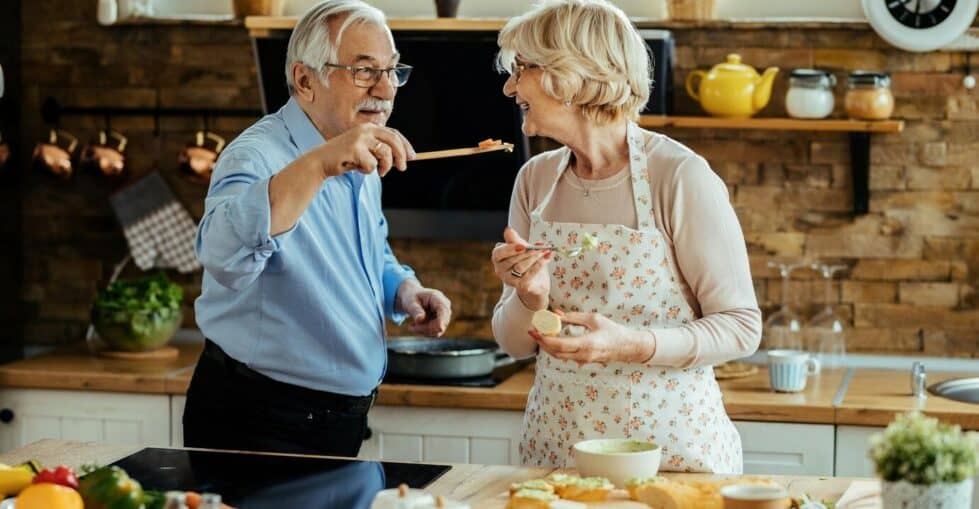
[{"left": 911, "top": 361, "right": 927, "bottom": 399}]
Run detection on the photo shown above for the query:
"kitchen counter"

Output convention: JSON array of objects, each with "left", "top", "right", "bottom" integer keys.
[
  {"left": 0, "top": 439, "right": 878, "bottom": 507},
  {"left": 839, "top": 369, "right": 979, "bottom": 428},
  {"left": 2, "top": 342, "right": 977, "bottom": 428}
]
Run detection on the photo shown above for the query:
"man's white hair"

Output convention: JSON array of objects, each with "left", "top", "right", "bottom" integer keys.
[{"left": 285, "top": 0, "right": 391, "bottom": 94}]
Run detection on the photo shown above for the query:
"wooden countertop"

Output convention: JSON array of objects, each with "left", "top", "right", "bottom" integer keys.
[
  {"left": 0, "top": 341, "right": 202, "bottom": 394},
  {"left": 838, "top": 369, "right": 979, "bottom": 428},
  {"left": 0, "top": 439, "right": 878, "bottom": 507},
  {"left": 719, "top": 367, "right": 845, "bottom": 424},
  {"left": 2, "top": 344, "right": 977, "bottom": 429}
]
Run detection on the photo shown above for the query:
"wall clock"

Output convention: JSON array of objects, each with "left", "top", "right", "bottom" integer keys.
[{"left": 861, "top": 0, "right": 978, "bottom": 51}]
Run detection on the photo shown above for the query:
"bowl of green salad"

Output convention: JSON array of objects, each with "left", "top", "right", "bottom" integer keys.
[{"left": 91, "top": 273, "right": 184, "bottom": 352}]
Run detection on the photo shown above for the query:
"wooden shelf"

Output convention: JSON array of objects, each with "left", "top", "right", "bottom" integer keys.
[
  {"left": 638, "top": 115, "right": 903, "bottom": 216},
  {"left": 638, "top": 115, "right": 904, "bottom": 133},
  {"left": 244, "top": 16, "right": 874, "bottom": 37},
  {"left": 112, "top": 17, "right": 242, "bottom": 27}
]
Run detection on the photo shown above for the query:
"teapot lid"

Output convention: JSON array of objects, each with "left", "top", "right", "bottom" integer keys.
[{"left": 715, "top": 53, "right": 755, "bottom": 74}]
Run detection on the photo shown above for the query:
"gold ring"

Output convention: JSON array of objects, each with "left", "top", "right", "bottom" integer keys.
[{"left": 373, "top": 141, "right": 383, "bottom": 152}]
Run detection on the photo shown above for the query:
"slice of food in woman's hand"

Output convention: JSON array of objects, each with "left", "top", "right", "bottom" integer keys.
[
  {"left": 557, "top": 476, "right": 613, "bottom": 502},
  {"left": 509, "top": 479, "right": 554, "bottom": 495},
  {"left": 531, "top": 310, "right": 562, "bottom": 336},
  {"left": 506, "top": 488, "right": 558, "bottom": 509}
]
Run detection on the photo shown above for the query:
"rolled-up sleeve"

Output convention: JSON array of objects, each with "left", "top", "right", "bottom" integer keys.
[
  {"left": 382, "top": 239, "right": 415, "bottom": 324},
  {"left": 196, "top": 148, "right": 297, "bottom": 291}
]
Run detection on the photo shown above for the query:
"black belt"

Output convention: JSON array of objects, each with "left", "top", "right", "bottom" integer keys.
[{"left": 201, "top": 339, "right": 377, "bottom": 414}]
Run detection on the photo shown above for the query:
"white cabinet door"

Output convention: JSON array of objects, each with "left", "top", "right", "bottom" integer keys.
[
  {"left": 834, "top": 425, "right": 881, "bottom": 477},
  {"left": 0, "top": 389, "right": 171, "bottom": 452},
  {"left": 170, "top": 396, "right": 186, "bottom": 447},
  {"left": 360, "top": 405, "right": 524, "bottom": 465},
  {"left": 735, "top": 421, "right": 835, "bottom": 476}
]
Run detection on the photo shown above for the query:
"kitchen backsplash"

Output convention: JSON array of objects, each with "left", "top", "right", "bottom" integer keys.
[{"left": 17, "top": 2, "right": 979, "bottom": 357}]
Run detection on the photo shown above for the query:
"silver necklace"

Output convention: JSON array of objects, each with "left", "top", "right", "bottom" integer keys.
[
  {"left": 569, "top": 160, "right": 593, "bottom": 197},
  {"left": 574, "top": 170, "right": 591, "bottom": 197}
]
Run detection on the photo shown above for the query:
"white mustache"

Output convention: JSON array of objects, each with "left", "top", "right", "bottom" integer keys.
[{"left": 356, "top": 98, "right": 392, "bottom": 113}]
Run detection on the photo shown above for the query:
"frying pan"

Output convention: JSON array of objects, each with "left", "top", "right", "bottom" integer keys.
[{"left": 386, "top": 337, "right": 516, "bottom": 379}]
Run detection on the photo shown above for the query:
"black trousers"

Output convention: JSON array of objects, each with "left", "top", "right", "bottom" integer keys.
[{"left": 183, "top": 340, "right": 373, "bottom": 457}]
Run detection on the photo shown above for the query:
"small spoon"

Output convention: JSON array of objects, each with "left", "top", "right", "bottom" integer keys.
[{"left": 525, "top": 244, "right": 584, "bottom": 257}]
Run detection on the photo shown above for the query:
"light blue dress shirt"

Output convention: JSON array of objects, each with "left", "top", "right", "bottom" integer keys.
[{"left": 194, "top": 97, "right": 415, "bottom": 396}]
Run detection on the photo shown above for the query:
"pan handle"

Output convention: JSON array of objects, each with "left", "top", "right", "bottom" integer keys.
[{"left": 494, "top": 352, "right": 518, "bottom": 369}]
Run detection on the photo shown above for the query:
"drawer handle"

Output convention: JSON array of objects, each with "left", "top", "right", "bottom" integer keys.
[{"left": 0, "top": 409, "right": 13, "bottom": 423}]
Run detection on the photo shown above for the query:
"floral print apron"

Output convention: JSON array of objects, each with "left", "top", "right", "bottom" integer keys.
[{"left": 519, "top": 123, "right": 742, "bottom": 474}]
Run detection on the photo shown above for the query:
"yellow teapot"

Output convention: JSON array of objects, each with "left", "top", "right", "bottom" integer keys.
[{"left": 685, "top": 54, "right": 779, "bottom": 118}]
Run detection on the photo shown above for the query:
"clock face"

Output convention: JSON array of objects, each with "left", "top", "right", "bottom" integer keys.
[
  {"left": 886, "top": 0, "right": 957, "bottom": 28},
  {"left": 863, "top": 0, "right": 977, "bottom": 52}
]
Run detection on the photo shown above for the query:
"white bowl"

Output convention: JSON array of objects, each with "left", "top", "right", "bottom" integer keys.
[{"left": 572, "top": 438, "right": 661, "bottom": 488}]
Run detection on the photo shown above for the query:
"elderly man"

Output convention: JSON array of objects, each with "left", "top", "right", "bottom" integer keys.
[{"left": 184, "top": 0, "right": 452, "bottom": 457}]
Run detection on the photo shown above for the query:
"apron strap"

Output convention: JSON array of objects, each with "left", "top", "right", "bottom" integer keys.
[{"left": 626, "top": 122, "right": 656, "bottom": 231}]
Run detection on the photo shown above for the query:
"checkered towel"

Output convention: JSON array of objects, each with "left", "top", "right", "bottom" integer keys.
[{"left": 110, "top": 172, "right": 201, "bottom": 273}]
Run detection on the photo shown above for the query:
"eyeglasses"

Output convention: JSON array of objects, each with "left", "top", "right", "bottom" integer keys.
[
  {"left": 509, "top": 61, "right": 540, "bottom": 82},
  {"left": 320, "top": 62, "right": 413, "bottom": 88}
]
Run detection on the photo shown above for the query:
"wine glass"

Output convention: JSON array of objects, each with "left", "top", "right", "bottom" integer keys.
[
  {"left": 807, "top": 263, "right": 848, "bottom": 369},
  {"left": 763, "top": 261, "right": 807, "bottom": 352}
]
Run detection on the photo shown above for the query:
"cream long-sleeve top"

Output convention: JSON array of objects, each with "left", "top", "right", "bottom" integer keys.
[{"left": 491, "top": 129, "right": 762, "bottom": 368}]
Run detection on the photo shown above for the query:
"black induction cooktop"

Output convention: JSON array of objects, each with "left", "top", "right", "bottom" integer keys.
[{"left": 112, "top": 448, "right": 451, "bottom": 508}]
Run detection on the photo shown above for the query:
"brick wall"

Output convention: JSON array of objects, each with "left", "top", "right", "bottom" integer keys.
[{"left": 18, "top": 3, "right": 979, "bottom": 357}]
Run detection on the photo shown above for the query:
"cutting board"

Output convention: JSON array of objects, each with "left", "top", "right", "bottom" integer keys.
[
  {"left": 479, "top": 489, "right": 648, "bottom": 508},
  {"left": 475, "top": 481, "right": 883, "bottom": 509},
  {"left": 835, "top": 480, "right": 882, "bottom": 509}
]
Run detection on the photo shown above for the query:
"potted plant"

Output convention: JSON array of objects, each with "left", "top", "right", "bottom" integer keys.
[{"left": 870, "top": 411, "right": 979, "bottom": 509}]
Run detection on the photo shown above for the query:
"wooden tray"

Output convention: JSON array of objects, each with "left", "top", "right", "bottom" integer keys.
[
  {"left": 98, "top": 346, "right": 179, "bottom": 361},
  {"left": 713, "top": 361, "right": 759, "bottom": 380}
]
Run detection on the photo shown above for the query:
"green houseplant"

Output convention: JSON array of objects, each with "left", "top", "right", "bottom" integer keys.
[
  {"left": 91, "top": 273, "right": 184, "bottom": 352},
  {"left": 870, "top": 411, "right": 979, "bottom": 509}
]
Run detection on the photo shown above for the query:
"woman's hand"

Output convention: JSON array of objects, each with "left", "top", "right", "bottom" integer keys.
[
  {"left": 491, "top": 227, "right": 552, "bottom": 311},
  {"left": 529, "top": 311, "right": 656, "bottom": 364}
]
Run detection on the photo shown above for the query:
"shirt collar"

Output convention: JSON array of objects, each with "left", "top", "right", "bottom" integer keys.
[{"left": 283, "top": 96, "right": 326, "bottom": 154}]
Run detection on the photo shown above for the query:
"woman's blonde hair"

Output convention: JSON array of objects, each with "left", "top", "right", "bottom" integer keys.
[{"left": 496, "top": 0, "right": 652, "bottom": 125}]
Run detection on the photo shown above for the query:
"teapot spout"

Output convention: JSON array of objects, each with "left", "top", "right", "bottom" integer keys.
[{"left": 752, "top": 67, "right": 779, "bottom": 113}]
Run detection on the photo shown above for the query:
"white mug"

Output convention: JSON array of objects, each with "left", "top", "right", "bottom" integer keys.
[{"left": 767, "top": 350, "right": 820, "bottom": 393}]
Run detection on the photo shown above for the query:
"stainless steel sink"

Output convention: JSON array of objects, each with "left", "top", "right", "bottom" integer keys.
[{"left": 928, "top": 377, "right": 979, "bottom": 405}]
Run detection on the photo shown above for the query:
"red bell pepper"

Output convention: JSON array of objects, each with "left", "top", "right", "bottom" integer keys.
[{"left": 32, "top": 465, "right": 79, "bottom": 489}]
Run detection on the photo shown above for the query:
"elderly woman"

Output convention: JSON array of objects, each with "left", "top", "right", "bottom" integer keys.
[{"left": 490, "top": 0, "right": 762, "bottom": 473}]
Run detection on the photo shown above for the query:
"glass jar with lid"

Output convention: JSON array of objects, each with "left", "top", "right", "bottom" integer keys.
[
  {"left": 844, "top": 71, "right": 894, "bottom": 120},
  {"left": 785, "top": 69, "right": 836, "bottom": 119}
]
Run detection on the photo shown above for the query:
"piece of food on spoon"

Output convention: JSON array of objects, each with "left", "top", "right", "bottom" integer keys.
[
  {"left": 478, "top": 138, "right": 503, "bottom": 148},
  {"left": 580, "top": 233, "right": 599, "bottom": 252}
]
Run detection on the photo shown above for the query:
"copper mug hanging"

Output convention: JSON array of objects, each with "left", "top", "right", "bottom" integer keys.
[
  {"left": 178, "top": 131, "right": 225, "bottom": 183},
  {"left": 0, "top": 132, "right": 9, "bottom": 171},
  {"left": 80, "top": 129, "right": 127, "bottom": 177},
  {"left": 33, "top": 129, "right": 78, "bottom": 178}
]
